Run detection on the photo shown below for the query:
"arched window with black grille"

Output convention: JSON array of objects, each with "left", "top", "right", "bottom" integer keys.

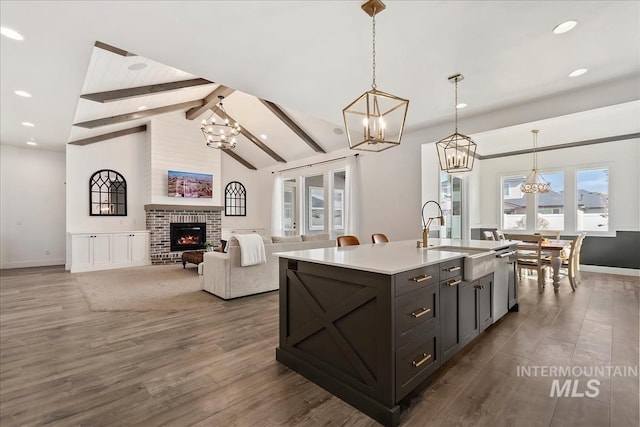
[
  {"left": 89, "top": 169, "right": 127, "bottom": 216},
  {"left": 225, "top": 181, "right": 246, "bottom": 216}
]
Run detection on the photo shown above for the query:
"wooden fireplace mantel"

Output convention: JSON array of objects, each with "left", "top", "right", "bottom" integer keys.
[{"left": 144, "top": 204, "right": 224, "bottom": 212}]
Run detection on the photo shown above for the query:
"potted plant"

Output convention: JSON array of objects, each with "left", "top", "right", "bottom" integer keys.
[{"left": 204, "top": 241, "right": 217, "bottom": 252}]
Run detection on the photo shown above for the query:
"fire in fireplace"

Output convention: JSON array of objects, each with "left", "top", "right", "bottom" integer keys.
[{"left": 170, "top": 223, "right": 206, "bottom": 251}]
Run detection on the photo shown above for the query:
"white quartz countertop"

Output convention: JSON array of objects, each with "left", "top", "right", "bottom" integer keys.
[{"left": 273, "top": 238, "right": 517, "bottom": 275}]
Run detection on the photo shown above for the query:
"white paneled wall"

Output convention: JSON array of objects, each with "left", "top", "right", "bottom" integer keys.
[{"left": 149, "top": 112, "right": 222, "bottom": 206}]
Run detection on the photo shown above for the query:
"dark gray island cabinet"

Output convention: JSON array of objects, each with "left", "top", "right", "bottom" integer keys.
[{"left": 275, "top": 241, "right": 505, "bottom": 426}]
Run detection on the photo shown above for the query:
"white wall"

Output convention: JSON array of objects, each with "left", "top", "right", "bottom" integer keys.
[
  {"left": 478, "top": 138, "right": 640, "bottom": 233},
  {"left": 1, "top": 145, "right": 66, "bottom": 268},
  {"left": 66, "top": 131, "right": 148, "bottom": 234},
  {"left": 220, "top": 153, "right": 271, "bottom": 232},
  {"left": 149, "top": 113, "right": 222, "bottom": 206}
]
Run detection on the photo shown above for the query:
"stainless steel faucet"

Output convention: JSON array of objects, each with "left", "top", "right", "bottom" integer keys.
[{"left": 421, "top": 200, "right": 445, "bottom": 248}]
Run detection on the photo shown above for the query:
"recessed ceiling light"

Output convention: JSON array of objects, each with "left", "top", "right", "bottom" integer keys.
[
  {"left": 553, "top": 20, "right": 577, "bottom": 35},
  {"left": 260, "top": 134, "right": 267, "bottom": 140},
  {"left": 14, "top": 90, "right": 31, "bottom": 97},
  {"left": 26, "top": 141, "right": 38, "bottom": 146},
  {"left": 128, "top": 63, "right": 147, "bottom": 71},
  {"left": 137, "top": 106, "right": 147, "bottom": 110},
  {"left": 21, "top": 121, "right": 35, "bottom": 127},
  {"left": 0, "top": 27, "right": 24, "bottom": 40},
  {"left": 569, "top": 68, "right": 588, "bottom": 77},
  {"left": 456, "top": 103, "right": 467, "bottom": 109}
]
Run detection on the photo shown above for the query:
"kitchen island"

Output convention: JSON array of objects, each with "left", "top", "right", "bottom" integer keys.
[{"left": 274, "top": 239, "right": 518, "bottom": 426}]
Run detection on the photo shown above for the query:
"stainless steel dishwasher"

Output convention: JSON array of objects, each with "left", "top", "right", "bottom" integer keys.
[{"left": 493, "top": 245, "right": 518, "bottom": 322}]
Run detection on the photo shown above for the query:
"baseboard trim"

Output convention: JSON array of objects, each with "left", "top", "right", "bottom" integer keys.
[
  {"left": 580, "top": 265, "right": 640, "bottom": 277},
  {"left": 1, "top": 259, "right": 66, "bottom": 269}
]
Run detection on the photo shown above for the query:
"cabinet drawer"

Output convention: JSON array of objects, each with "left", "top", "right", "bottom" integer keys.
[
  {"left": 439, "top": 258, "right": 463, "bottom": 281},
  {"left": 395, "top": 326, "right": 439, "bottom": 401},
  {"left": 396, "top": 283, "right": 438, "bottom": 348},
  {"left": 395, "top": 265, "right": 439, "bottom": 296}
]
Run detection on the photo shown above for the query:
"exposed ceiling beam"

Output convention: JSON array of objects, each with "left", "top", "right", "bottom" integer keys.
[
  {"left": 74, "top": 100, "right": 203, "bottom": 129},
  {"left": 68, "top": 125, "right": 147, "bottom": 146},
  {"left": 94, "top": 41, "right": 136, "bottom": 57},
  {"left": 259, "top": 99, "right": 326, "bottom": 153},
  {"left": 80, "top": 78, "right": 213, "bottom": 103},
  {"left": 218, "top": 110, "right": 287, "bottom": 163},
  {"left": 478, "top": 132, "right": 640, "bottom": 160},
  {"left": 185, "top": 85, "right": 235, "bottom": 120},
  {"left": 221, "top": 149, "right": 257, "bottom": 170}
]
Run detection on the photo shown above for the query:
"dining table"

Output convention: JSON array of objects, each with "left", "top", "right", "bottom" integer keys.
[{"left": 517, "top": 238, "right": 573, "bottom": 292}]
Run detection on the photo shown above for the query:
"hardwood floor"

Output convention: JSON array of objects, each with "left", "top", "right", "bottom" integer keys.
[{"left": 1, "top": 266, "right": 638, "bottom": 426}]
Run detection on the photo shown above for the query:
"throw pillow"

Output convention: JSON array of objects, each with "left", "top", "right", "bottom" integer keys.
[
  {"left": 271, "top": 235, "right": 303, "bottom": 243},
  {"left": 220, "top": 239, "right": 228, "bottom": 253},
  {"left": 301, "top": 233, "right": 330, "bottom": 241}
]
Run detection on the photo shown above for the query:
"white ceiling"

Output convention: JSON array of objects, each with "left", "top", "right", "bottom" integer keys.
[{"left": 1, "top": 1, "right": 639, "bottom": 167}]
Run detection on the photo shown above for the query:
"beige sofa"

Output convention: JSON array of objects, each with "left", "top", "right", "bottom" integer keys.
[{"left": 203, "top": 234, "right": 335, "bottom": 299}]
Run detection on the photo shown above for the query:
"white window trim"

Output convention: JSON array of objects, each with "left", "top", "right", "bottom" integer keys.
[{"left": 498, "top": 164, "right": 614, "bottom": 237}]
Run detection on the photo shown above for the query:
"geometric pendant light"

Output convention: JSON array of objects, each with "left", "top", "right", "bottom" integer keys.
[
  {"left": 435, "top": 74, "right": 477, "bottom": 172},
  {"left": 520, "top": 129, "right": 551, "bottom": 193},
  {"left": 342, "top": 0, "right": 409, "bottom": 152}
]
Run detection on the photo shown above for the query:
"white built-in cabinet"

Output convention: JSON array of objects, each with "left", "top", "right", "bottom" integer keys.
[{"left": 70, "top": 231, "right": 150, "bottom": 273}]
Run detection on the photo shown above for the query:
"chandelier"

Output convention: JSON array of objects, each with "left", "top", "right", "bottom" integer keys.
[
  {"left": 201, "top": 95, "right": 241, "bottom": 149},
  {"left": 521, "top": 129, "right": 551, "bottom": 193},
  {"left": 435, "top": 74, "right": 477, "bottom": 173},
  {"left": 342, "top": 0, "right": 409, "bottom": 152}
]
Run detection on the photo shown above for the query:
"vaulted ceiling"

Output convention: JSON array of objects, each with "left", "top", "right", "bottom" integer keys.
[{"left": 1, "top": 1, "right": 639, "bottom": 168}]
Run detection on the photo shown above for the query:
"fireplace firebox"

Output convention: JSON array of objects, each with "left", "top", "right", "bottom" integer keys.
[{"left": 170, "top": 223, "right": 206, "bottom": 251}]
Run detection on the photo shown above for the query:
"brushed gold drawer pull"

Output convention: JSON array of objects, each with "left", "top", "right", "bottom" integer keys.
[
  {"left": 447, "top": 279, "right": 462, "bottom": 287},
  {"left": 410, "top": 274, "right": 433, "bottom": 283},
  {"left": 444, "top": 266, "right": 461, "bottom": 272},
  {"left": 411, "top": 307, "right": 431, "bottom": 318},
  {"left": 412, "top": 353, "right": 432, "bottom": 368}
]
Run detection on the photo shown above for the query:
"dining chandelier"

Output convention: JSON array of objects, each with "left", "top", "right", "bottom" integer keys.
[
  {"left": 342, "top": 0, "right": 409, "bottom": 152},
  {"left": 521, "top": 129, "right": 551, "bottom": 193},
  {"left": 201, "top": 95, "right": 241, "bottom": 149},
  {"left": 435, "top": 74, "right": 477, "bottom": 173}
]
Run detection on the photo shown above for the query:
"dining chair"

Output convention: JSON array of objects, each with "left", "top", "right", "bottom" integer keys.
[
  {"left": 542, "top": 233, "right": 586, "bottom": 291},
  {"left": 371, "top": 233, "right": 390, "bottom": 244},
  {"left": 337, "top": 235, "right": 360, "bottom": 247},
  {"left": 538, "top": 230, "right": 561, "bottom": 240},
  {"left": 573, "top": 233, "right": 586, "bottom": 285},
  {"left": 483, "top": 231, "right": 496, "bottom": 241},
  {"left": 507, "top": 233, "right": 549, "bottom": 291},
  {"left": 494, "top": 230, "right": 506, "bottom": 240}
]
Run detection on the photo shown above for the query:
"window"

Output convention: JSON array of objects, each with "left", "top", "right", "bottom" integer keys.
[
  {"left": 333, "top": 170, "right": 346, "bottom": 231},
  {"left": 502, "top": 176, "right": 526, "bottom": 230},
  {"left": 536, "top": 172, "right": 564, "bottom": 231},
  {"left": 440, "top": 171, "right": 462, "bottom": 238},
  {"left": 501, "top": 167, "right": 608, "bottom": 234},
  {"left": 282, "top": 178, "right": 297, "bottom": 236},
  {"left": 90, "top": 169, "right": 127, "bottom": 216},
  {"left": 307, "top": 179, "right": 325, "bottom": 231},
  {"left": 333, "top": 189, "right": 344, "bottom": 230},
  {"left": 577, "top": 168, "right": 609, "bottom": 231},
  {"left": 281, "top": 166, "right": 350, "bottom": 237}
]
